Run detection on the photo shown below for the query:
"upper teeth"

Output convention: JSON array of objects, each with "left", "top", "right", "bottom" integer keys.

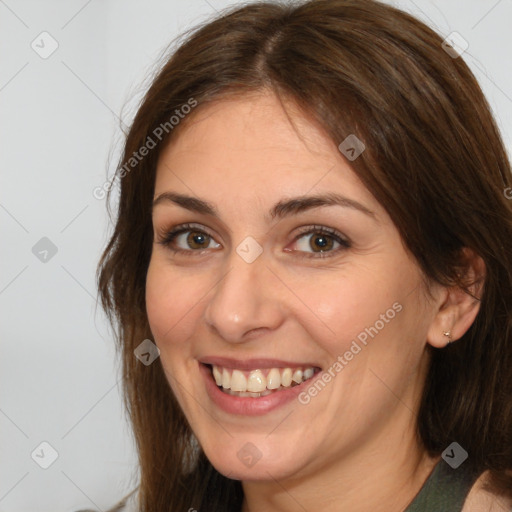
[{"left": 211, "top": 365, "right": 316, "bottom": 392}]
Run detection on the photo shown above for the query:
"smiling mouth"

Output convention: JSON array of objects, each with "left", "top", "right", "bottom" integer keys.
[{"left": 205, "top": 363, "right": 322, "bottom": 398}]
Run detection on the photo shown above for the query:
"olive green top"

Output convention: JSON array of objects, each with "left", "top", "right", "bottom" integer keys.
[{"left": 404, "top": 459, "right": 482, "bottom": 511}]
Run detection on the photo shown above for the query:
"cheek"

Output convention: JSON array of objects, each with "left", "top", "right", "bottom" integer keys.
[
  {"left": 291, "top": 270, "right": 404, "bottom": 355},
  {"left": 145, "top": 262, "right": 171, "bottom": 340},
  {"left": 145, "top": 260, "right": 206, "bottom": 403},
  {"left": 145, "top": 259, "right": 203, "bottom": 347}
]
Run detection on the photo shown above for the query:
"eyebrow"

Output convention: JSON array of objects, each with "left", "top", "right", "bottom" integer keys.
[{"left": 152, "top": 191, "right": 377, "bottom": 221}]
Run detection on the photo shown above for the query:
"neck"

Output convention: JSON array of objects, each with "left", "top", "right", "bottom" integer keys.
[{"left": 240, "top": 417, "right": 440, "bottom": 512}]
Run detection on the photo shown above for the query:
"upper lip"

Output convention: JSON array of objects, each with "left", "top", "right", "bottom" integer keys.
[{"left": 199, "top": 356, "right": 321, "bottom": 371}]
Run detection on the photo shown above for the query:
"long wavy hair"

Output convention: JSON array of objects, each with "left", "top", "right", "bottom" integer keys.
[{"left": 97, "top": 0, "right": 512, "bottom": 509}]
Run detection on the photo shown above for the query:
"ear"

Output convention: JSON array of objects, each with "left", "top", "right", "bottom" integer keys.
[{"left": 426, "top": 248, "right": 486, "bottom": 348}]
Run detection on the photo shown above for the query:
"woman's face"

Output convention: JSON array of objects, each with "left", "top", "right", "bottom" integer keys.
[{"left": 146, "top": 90, "right": 439, "bottom": 482}]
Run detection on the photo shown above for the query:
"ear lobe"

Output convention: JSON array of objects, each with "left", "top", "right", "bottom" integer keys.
[{"left": 426, "top": 249, "right": 486, "bottom": 349}]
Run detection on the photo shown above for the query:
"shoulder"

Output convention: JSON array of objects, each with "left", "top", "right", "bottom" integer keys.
[
  {"left": 75, "top": 489, "right": 139, "bottom": 512},
  {"left": 76, "top": 489, "right": 138, "bottom": 512},
  {"left": 463, "top": 470, "right": 512, "bottom": 512},
  {"left": 108, "top": 488, "right": 139, "bottom": 512}
]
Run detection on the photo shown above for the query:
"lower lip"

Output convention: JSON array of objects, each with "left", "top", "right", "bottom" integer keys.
[{"left": 200, "top": 363, "right": 321, "bottom": 416}]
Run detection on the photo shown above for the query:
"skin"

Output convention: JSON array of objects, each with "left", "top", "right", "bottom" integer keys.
[{"left": 145, "top": 89, "right": 489, "bottom": 511}]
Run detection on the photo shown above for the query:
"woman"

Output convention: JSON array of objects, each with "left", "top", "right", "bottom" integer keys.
[{"left": 96, "top": 0, "right": 512, "bottom": 510}]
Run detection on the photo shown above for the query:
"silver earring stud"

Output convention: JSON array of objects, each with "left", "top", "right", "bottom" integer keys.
[{"left": 443, "top": 331, "right": 453, "bottom": 344}]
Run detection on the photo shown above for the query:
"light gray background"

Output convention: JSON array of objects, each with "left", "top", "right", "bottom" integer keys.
[{"left": 1, "top": 1, "right": 511, "bottom": 511}]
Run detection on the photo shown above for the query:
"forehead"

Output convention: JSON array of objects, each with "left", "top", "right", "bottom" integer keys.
[{"left": 154, "top": 91, "right": 379, "bottom": 215}]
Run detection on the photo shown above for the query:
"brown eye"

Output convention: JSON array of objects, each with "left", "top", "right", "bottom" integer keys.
[
  {"left": 293, "top": 231, "right": 340, "bottom": 253},
  {"left": 186, "top": 231, "right": 211, "bottom": 249},
  {"left": 309, "top": 233, "right": 334, "bottom": 252},
  {"left": 287, "top": 226, "right": 351, "bottom": 258},
  {"left": 158, "top": 224, "right": 221, "bottom": 254}
]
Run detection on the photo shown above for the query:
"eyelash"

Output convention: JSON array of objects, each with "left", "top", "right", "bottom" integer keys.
[{"left": 156, "top": 222, "right": 351, "bottom": 259}]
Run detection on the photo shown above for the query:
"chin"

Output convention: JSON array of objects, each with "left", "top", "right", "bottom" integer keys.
[{"left": 201, "top": 438, "right": 307, "bottom": 482}]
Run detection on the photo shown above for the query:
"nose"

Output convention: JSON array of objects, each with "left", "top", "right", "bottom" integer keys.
[{"left": 203, "top": 250, "right": 285, "bottom": 343}]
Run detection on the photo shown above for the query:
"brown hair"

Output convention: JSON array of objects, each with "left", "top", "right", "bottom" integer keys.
[{"left": 97, "top": 0, "right": 512, "bottom": 509}]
